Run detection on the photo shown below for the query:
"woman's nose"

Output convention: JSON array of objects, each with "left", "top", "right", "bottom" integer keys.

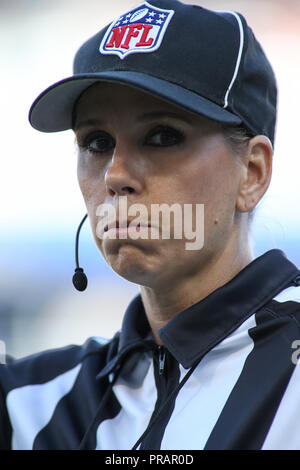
[{"left": 104, "top": 145, "right": 143, "bottom": 197}]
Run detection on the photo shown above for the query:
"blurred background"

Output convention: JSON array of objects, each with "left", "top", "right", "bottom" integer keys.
[{"left": 1, "top": 0, "right": 299, "bottom": 358}]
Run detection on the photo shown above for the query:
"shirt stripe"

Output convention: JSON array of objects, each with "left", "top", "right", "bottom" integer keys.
[
  {"left": 204, "top": 307, "right": 297, "bottom": 449},
  {"left": 262, "top": 359, "right": 300, "bottom": 450},
  {"left": 274, "top": 285, "right": 300, "bottom": 303},
  {"left": 161, "top": 315, "right": 256, "bottom": 449},
  {"left": 95, "top": 355, "right": 157, "bottom": 450},
  {"left": 7, "top": 364, "right": 81, "bottom": 450}
]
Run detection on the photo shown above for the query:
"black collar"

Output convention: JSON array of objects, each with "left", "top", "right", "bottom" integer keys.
[{"left": 99, "top": 249, "right": 300, "bottom": 377}]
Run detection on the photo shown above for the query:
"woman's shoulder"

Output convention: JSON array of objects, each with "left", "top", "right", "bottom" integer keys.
[{"left": 0, "top": 333, "right": 120, "bottom": 394}]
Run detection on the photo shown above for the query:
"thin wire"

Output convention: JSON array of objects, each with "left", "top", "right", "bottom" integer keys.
[
  {"left": 131, "top": 360, "right": 200, "bottom": 450},
  {"left": 78, "top": 366, "right": 121, "bottom": 450},
  {"left": 75, "top": 214, "right": 88, "bottom": 268}
]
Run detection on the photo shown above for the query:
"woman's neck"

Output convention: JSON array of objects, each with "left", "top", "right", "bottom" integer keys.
[{"left": 139, "top": 238, "right": 253, "bottom": 345}]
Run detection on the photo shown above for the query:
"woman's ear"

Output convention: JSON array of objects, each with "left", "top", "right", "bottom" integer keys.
[{"left": 236, "top": 135, "right": 273, "bottom": 213}]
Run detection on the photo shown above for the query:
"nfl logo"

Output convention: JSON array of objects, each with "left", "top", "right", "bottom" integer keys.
[{"left": 100, "top": 1, "right": 174, "bottom": 59}]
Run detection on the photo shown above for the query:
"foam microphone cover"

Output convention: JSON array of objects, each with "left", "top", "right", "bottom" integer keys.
[{"left": 72, "top": 268, "right": 88, "bottom": 291}]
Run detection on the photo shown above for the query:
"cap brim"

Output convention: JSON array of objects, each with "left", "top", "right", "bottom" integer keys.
[{"left": 29, "top": 71, "right": 242, "bottom": 132}]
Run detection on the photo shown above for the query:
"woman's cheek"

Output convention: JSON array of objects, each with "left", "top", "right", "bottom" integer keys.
[{"left": 78, "top": 157, "right": 106, "bottom": 200}]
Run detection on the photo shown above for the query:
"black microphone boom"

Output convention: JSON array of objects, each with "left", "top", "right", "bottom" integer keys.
[{"left": 72, "top": 214, "right": 88, "bottom": 291}]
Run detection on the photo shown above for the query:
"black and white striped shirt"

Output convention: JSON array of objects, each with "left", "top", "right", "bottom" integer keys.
[{"left": 1, "top": 249, "right": 300, "bottom": 450}]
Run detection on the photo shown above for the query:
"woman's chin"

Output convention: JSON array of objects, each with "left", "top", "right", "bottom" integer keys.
[{"left": 104, "top": 244, "right": 159, "bottom": 286}]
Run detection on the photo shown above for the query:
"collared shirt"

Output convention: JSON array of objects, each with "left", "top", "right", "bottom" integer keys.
[{"left": 1, "top": 249, "right": 300, "bottom": 450}]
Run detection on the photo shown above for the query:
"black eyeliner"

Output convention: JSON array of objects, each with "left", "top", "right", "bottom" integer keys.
[
  {"left": 144, "top": 125, "right": 185, "bottom": 147},
  {"left": 80, "top": 130, "right": 115, "bottom": 154}
]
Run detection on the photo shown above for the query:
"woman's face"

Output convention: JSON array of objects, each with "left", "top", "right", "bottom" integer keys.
[{"left": 74, "top": 82, "right": 244, "bottom": 289}]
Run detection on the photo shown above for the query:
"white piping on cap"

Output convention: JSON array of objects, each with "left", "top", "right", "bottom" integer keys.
[{"left": 217, "top": 11, "right": 244, "bottom": 109}]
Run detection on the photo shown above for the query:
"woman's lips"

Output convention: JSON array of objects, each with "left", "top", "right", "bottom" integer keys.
[{"left": 103, "top": 221, "right": 156, "bottom": 239}]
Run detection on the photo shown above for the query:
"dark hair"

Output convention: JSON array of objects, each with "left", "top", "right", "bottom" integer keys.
[
  {"left": 222, "top": 124, "right": 255, "bottom": 155},
  {"left": 222, "top": 125, "right": 257, "bottom": 224}
]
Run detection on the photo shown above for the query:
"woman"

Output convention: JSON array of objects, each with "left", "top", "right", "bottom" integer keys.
[{"left": 1, "top": 0, "right": 300, "bottom": 450}]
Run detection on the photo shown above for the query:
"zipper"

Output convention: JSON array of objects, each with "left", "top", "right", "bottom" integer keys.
[{"left": 158, "top": 345, "right": 166, "bottom": 375}]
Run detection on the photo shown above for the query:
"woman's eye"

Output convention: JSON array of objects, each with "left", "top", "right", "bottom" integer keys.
[
  {"left": 145, "top": 126, "right": 185, "bottom": 147},
  {"left": 82, "top": 132, "right": 115, "bottom": 154}
]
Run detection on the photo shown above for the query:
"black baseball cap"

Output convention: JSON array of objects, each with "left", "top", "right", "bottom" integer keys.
[{"left": 29, "top": 0, "right": 277, "bottom": 145}]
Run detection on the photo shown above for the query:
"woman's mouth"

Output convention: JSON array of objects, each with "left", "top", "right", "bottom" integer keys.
[{"left": 103, "top": 220, "right": 155, "bottom": 239}]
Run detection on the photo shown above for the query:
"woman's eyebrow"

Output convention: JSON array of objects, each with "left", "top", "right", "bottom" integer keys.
[
  {"left": 138, "top": 111, "right": 192, "bottom": 124},
  {"left": 74, "top": 118, "right": 102, "bottom": 131},
  {"left": 74, "top": 112, "right": 192, "bottom": 131}
]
